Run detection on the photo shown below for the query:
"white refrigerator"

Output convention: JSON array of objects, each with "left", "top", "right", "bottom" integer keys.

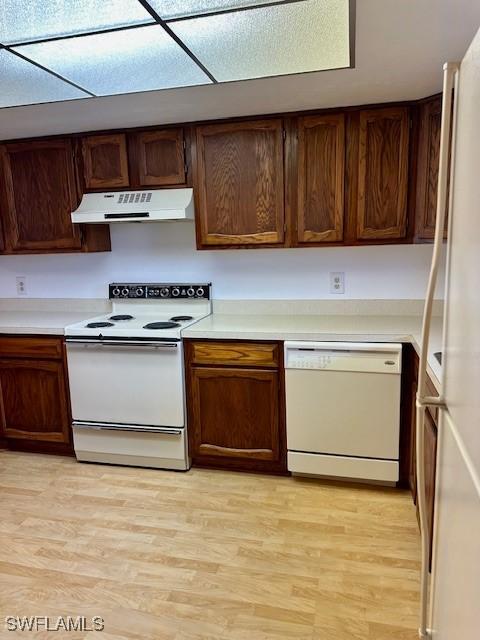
[{"left": 416, "top": 27, "right": 480, "bottom": 639}]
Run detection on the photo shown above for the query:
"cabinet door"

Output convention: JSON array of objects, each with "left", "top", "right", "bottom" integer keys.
[
  {"left": 356, "top": 107, "right": 409, "bottom": 240},
  {"left": 82, "top": 133, "right": 129, "bottom": 189},
  {"left": 424, "top": 409, "right": 438, "bottom": 568},
  {"left": 195, "top": 120, "right": 285, "bottom": 246},
  {"left": 134, "top": 129, "right": 185, "bottom": 186},
  {"left": 297, "top": 114, "right": 345, "bottom": 243},
  {"left": 0, "top": 358, "right": 70, "bottom": 443},
  {"left": 0, "top": 140, "right": 82, "bottom": 252},
  {"left": 416, "top": 97, "right": 448, "bottom": 241},
  {"left": 189, "top": 366, "right": 285, "bottom": 472}
]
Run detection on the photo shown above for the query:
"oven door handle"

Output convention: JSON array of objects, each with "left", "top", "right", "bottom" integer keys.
[
  {"left": 73, "top": 421, "right": 183, "bottom": 435},
  {"left": 66, "top": 339, "right": 179, "bottom": 349}
]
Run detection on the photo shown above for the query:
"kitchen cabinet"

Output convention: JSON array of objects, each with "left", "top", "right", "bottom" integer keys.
[
  {"left": 0, "top": 336, "right": 72, "bottom": 453},
  {"left": 296, "top": 113, "right": 345, "bottom": 243},
  {"left": 423, "top": 408, "right": 438, "bottom": 568},
  {"left": 415, "top": 95, "right": 449, "bottom": 241},
  {"left": 0, "top": 139, "right": 110, "bottom": 255},
  {"left": 82, "top": 133, "right": 130, "bottom": 189},
  {"left": 355, "top": 107, "right": 410, "bottom": 240},
  {"left": 185, "top": 340, "right": 287, "bottom": 473},
  {"left": 194, "top": 119, "right": 285, "bottom": 247},
  {"left": 131, "top": 129, "right": 186, "bottom": 187}
]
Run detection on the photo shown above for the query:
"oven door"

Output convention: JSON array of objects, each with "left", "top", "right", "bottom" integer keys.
[{"left": 66, "top": 339, "right": 184, "bottom": 427}]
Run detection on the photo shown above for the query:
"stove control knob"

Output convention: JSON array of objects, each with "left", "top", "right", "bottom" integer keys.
[
  {"left": 187, "top": 287, "right": 195, "bottom": 297},
  {"left": 159, "top": 287, "right": 170, "bottom": 298},
  {"left": 196, "top": 287, "right": 205, "bottom": 298},
  {"left": 172, "top": 287, "right": 180, "bottom": 297},
  {"left": 112, "top": 287, "right": 120, "bottom": 297},
  {"left": 121, "top": 287, "right": 129, "bottom": 297},
  {"left": 135, "top": 287, "right": 144, "bottom": 297}
]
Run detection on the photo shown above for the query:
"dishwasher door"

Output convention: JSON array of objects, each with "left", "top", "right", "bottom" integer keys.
[{"left": 284, "top": 341, "right": 402, "bottom": 482}]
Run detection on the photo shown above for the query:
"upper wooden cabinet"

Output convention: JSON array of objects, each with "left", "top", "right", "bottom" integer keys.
[
  {"left": 194, "top": 119, "right": 285, "bottom": 247},
  {"left": 82, "top": 133, "right": 129, "bottom": 189},
  {"left": 415, "top": 96, "right": 448, "bottom": 241},
  {"left": 0, "top": 139, "right": 83, "bottom": 253},
  {"left": 132, "top": 129, "right": 186, "bottom": 186},
  {"left": 356, "top": 107, "right": 410, "bottom": 240},
  {"left": 296, "top": 114, "right": 345, "bottom": 243}
]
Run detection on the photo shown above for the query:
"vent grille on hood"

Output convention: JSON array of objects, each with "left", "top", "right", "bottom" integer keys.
[{"left": 118, "top": 192, "right": 152, "bottom": 204}]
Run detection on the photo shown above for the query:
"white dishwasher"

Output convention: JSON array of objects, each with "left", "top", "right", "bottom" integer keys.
[{"left": 284, "top": 341, "right": 402, "bottom": 484}]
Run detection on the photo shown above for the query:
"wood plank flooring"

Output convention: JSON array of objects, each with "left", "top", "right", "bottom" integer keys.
[{"left": 0, "top": 451, "right": 420, "bottom": 639}]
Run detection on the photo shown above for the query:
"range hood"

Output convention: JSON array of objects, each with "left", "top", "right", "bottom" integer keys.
[{"left": 71, "top": 189, "right": 194, "bottom": 223}]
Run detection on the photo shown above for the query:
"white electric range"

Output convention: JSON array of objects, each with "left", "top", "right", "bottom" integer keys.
[{"left": 65, "top": 282, "right": 211, "bottom": 470}]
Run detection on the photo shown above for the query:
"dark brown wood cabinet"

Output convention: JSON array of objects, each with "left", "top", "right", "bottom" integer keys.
[
  {"left": 0, "top": 139, "right": 110, "bottom": 255},
  {"left": 132, "top": 129, "right": 186, "bottom": 187},
  {"left": 82, "top": 133, "right": 130, "bottom": 189},
  {"left": 0, "top": 336, "right": 72, "bottom": 451},
  {"left": 185, "top": 340, "right": 287, "bottom": 473},
  {"left": 296, "top": 114, "right": 345, "bottom": 243},
  {"left": 0, "top": 140, "right": 82, "bottom": 253},
  {"left": 356, "top": 107, "right": 410, "bottom": 240},
  {"left": 194, "top": 120, "right": 285, "bottom": 247},
  {"left": 424, "top": 408, "right": 438, "bottom": 567},
  {"left": 415, "top": 95, "right": 449, "bottom": 241}
]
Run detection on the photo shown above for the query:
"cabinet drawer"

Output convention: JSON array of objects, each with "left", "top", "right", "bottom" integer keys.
[
  {"left": 0, "top": 336, "right": 63, "bottom": 360},
  {"left": 189, "top": 341, "right": 279, "bottom": 368}
]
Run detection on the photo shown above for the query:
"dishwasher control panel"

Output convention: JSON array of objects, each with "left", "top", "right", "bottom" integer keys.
[
  {"left": 287, "top": 351, "right": 333, "bottom": 369},
  {"left": 284, "top": 341, "right": 402, "bottom": 374}
]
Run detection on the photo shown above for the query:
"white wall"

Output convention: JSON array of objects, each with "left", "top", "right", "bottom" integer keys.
[{"left": 0, "top": 223, "right": 445, "bottom": 300}]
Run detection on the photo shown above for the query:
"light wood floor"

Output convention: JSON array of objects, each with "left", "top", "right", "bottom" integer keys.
[{"left": 0, "top": 451, "right": 420, "bottom": 639}]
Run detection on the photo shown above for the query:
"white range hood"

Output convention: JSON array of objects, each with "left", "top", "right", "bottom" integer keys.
[{"left": 71, "top": 189, "right": 194, "bottom": 223}]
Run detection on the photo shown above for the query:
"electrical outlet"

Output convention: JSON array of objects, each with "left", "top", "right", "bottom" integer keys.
[
  {"left": 330, "top": 272, "right": 345, "bottom": 294},
  {"left": 16, "top": 276, "right": 27, "bottom": 296}
]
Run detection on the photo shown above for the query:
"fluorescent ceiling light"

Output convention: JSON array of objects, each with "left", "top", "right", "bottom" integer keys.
[
  {"left": 0, "top": 49, "right": 87, "bottom": 108},
  {"left": 170, "top": 0, "right": 350, "bottom": 82},
  {"left": 0, "top": 0, "right": 153, "bottom": 45},
  {"left": 0, "top": 0, "right": 352, "bottom": 109},
  {"left": 147, "top": 0, "right": 293, "bottom": 20},
  {"left": 14, "top": 25, "right": 212, "bottom": 96}
]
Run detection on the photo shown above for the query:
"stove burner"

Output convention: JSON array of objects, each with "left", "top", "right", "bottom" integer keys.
[
  {"left": 86, "top": 322, "right": 114, "bottom": 328},
  {"left": 109, "top": 314, "right": 134, "bottom": 321},
  {"left": 143, "top": 321, "right": 180, "bottom": 330},
  {"left": 170, "top": 315, "right": 194, "bottom": 322}
]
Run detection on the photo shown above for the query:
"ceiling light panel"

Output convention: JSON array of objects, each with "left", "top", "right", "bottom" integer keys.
[
  {"left": 0, "top": 49, "right": 87, "bottom": 108},
  {"left": 0, "top": 0, "right": 153, "bottom": 45},
  {"left": 147, "top": 0, "right": 292, "bottom": 20},
  {"left": 170, "top": 0, "right": 350, "bottom": 81},
  {"left": 13, "top": 25, "right": 212, "bottom": 96}
]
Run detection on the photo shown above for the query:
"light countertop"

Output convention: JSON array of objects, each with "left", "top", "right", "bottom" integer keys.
[
  {"left": 0, "top": 310, "right": 100, "bottom": 336},
  {"left": 0, "top": 300, "right": 443, "bottom": 391},
  {"left": 183, "top": 313, "right": 443, "bottom": 391}
]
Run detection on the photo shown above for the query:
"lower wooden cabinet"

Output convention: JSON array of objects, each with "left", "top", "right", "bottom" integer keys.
[
  {"left": 402, "top": 345, "right": 438, "bottom": 568},
  {"left": 0, "top": 336, "right": 72, "bottom": 452},
  {"left": 423, "top": 409, "right": 438, "bottom": 568},
  {"left": 185, "top": 340, "right": 287, "bottom": 473}
]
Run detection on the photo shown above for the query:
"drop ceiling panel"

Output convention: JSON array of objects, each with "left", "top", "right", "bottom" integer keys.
[
  {"left": 170, "top": 0, "right": 351, "bottom": 81},
  {"left": 0, "top": 0, "right": 154, "bottom": 45},
  {"left": 0, "top": 49, "right": 87, "bottom": 108},
  {"left": 148, "top": 0, "right": 292, "bottom": 20},
  {"left": 13, "top": 25, "right": 213, "bottom": 96}
]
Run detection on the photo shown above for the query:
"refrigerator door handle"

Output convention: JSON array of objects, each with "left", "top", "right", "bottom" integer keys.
[{"left": 416, "top": 61, "right": 459, "bottom": 639}]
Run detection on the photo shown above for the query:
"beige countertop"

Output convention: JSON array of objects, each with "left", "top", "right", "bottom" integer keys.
[
  {"left": 183, "top": 313, "right": 443, "bottom": 391},
  {"left": 0, "top": 310, "right": 99, "bottom": 336},
  {"left": 0, "top": 299, "right": 442, "bottom": 391}
]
